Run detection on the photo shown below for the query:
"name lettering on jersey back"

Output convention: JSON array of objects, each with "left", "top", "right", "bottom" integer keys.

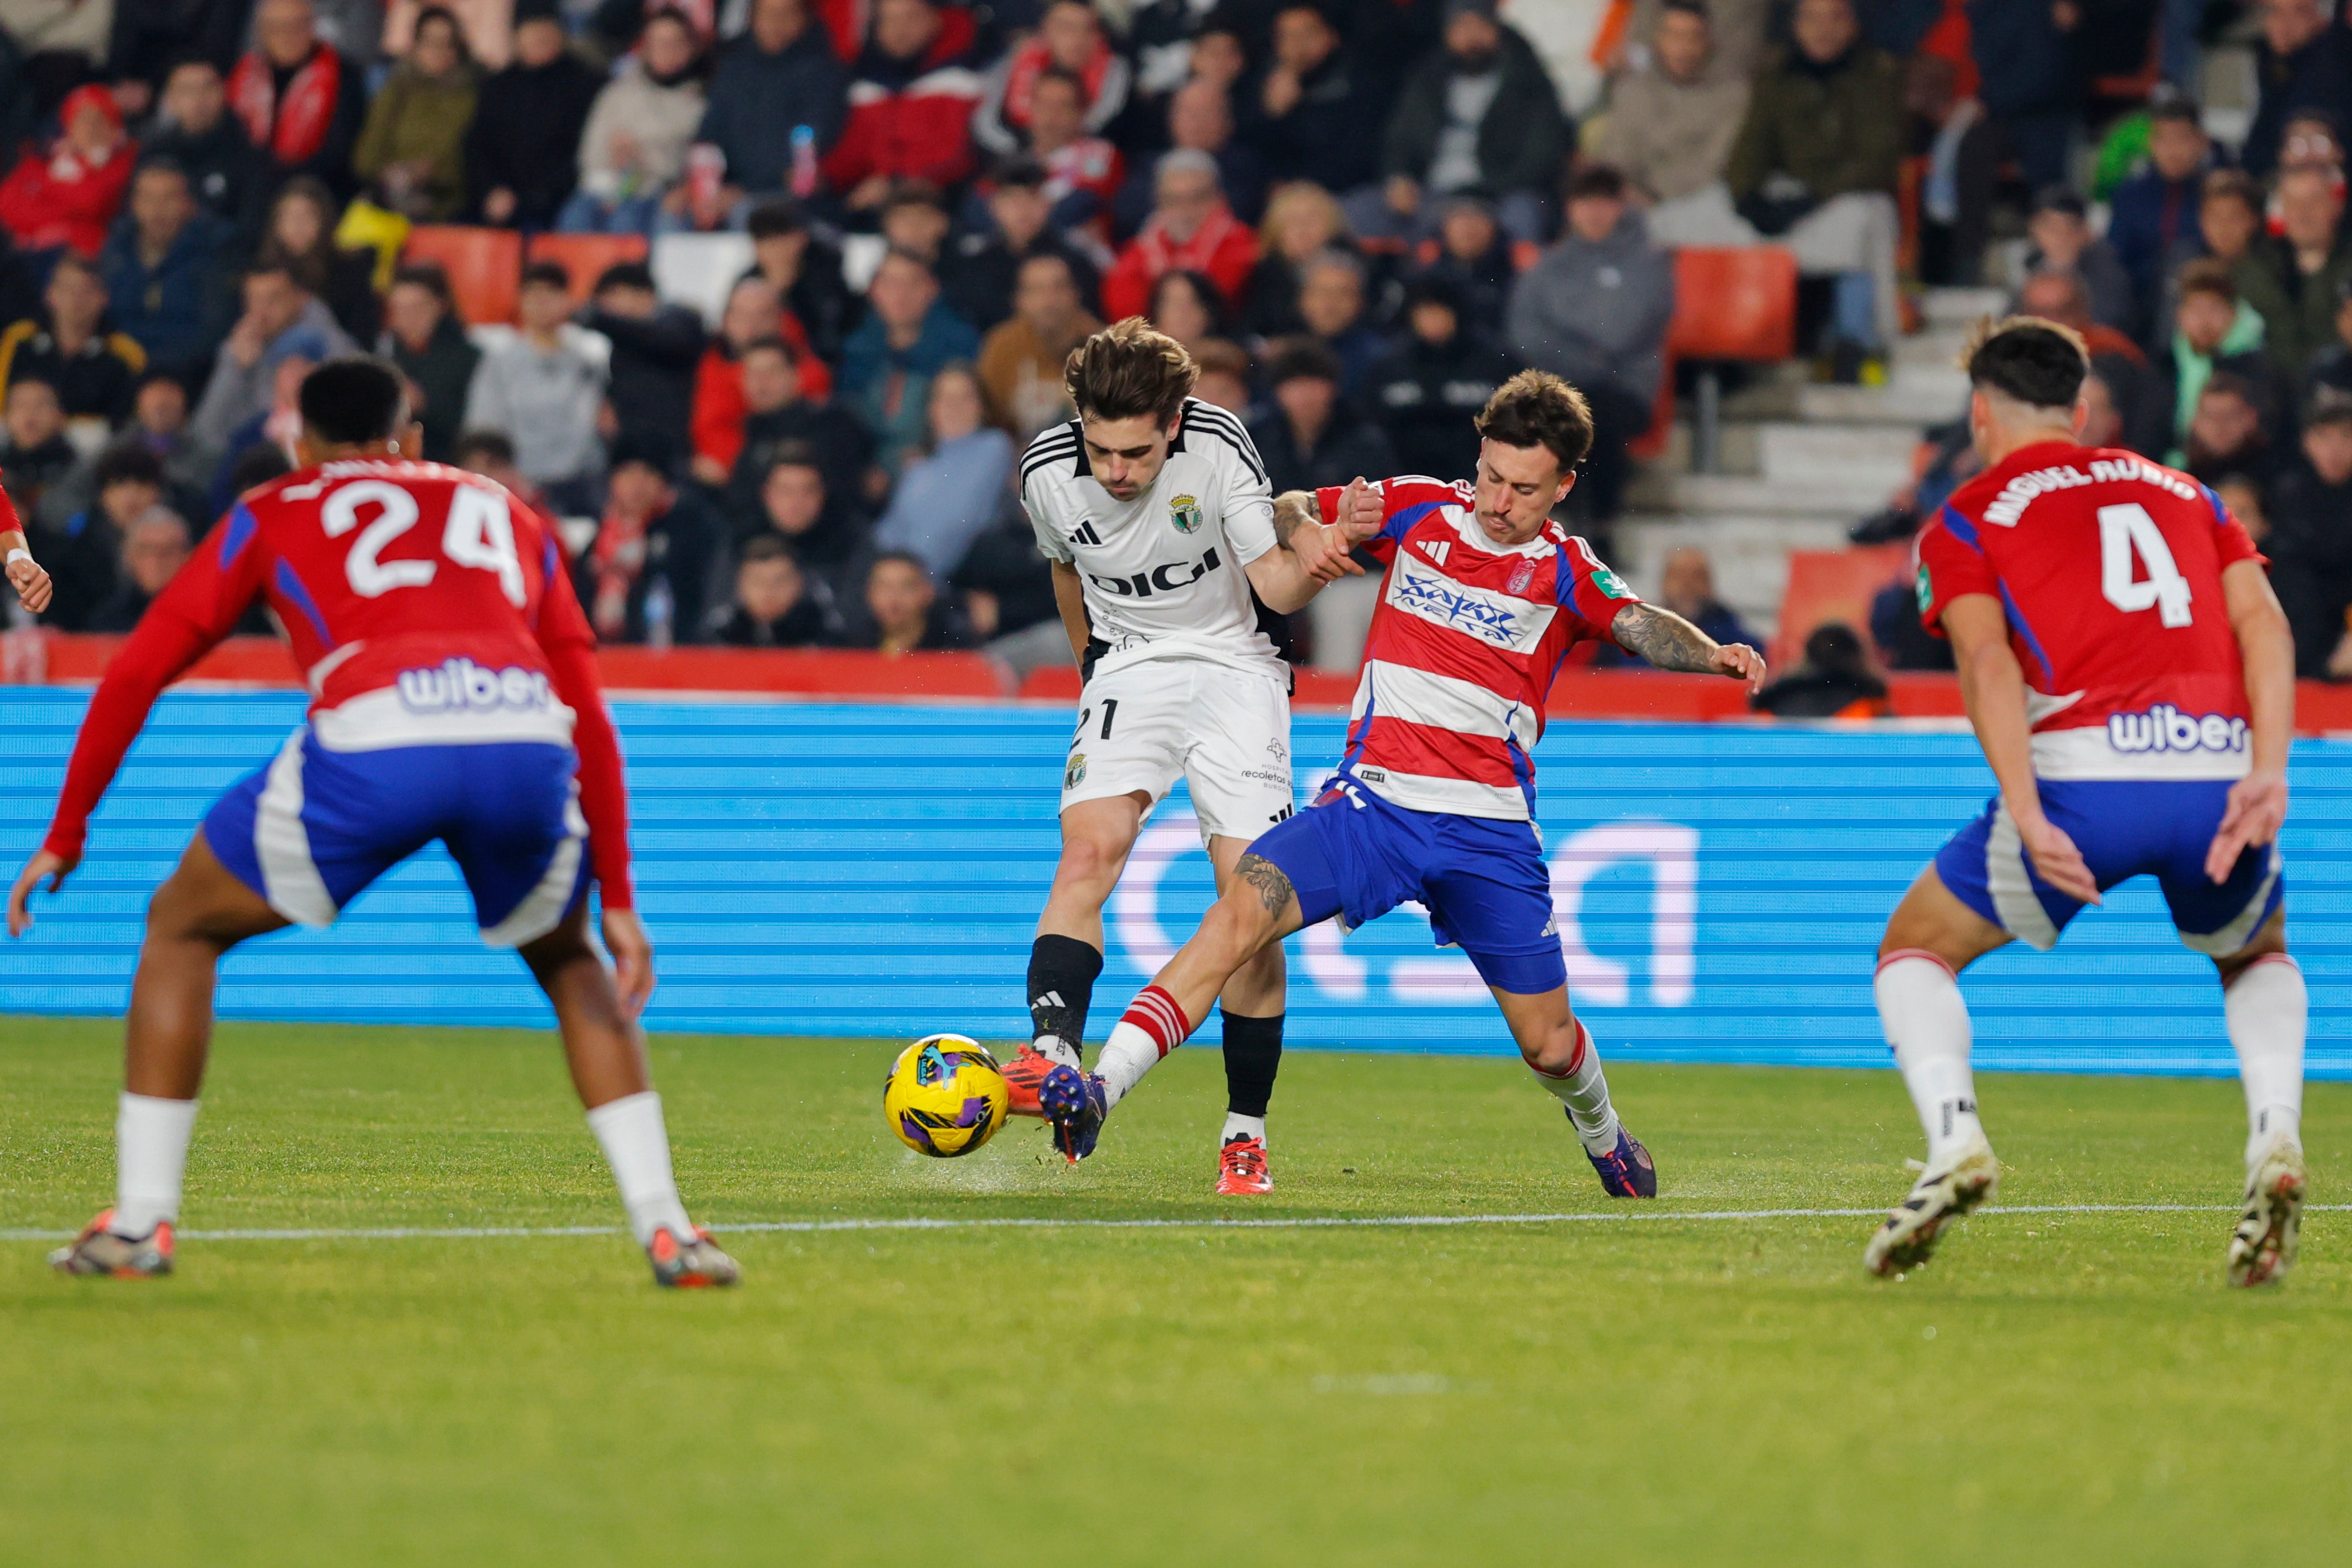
[
  {"left": 2107, "top": 704, "right": 2247, "bottom": 755},
  {"left": 396, "top": 657, "right": 556, "bottom": 714},
  {"left": 1982, "top": 458, "right": 2201, "bottom": 526},
  {"left": 1087, "top": 546, "right": 1222, "bottom": 598},
  {"left": 1387, "top": 551, "right": 1556, "bottom": 653}
]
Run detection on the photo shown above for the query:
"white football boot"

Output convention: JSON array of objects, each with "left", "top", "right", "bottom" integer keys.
[
  {"left": 2227, "top": 1138, "right": 2306, "bottom": 1288},
  {"left": 1864, "top": 1134, "right": 1999, "bottom": 1278}
]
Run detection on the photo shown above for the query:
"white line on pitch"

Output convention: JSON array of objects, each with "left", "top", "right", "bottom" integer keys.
[{"left": 3, "top": 1202, "right": 2342, "bottom": 1244}]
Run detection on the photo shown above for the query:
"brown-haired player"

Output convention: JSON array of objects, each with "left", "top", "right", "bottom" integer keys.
[
  {"left": 1008, "top": 317, "right": 1378, "bottom": 1190},
  {"left": 1035, "top": 370, "right": 1767, "bottom": 1189}
]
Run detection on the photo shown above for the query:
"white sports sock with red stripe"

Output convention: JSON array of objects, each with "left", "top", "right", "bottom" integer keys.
[
  {"left": 1876, "top": 951, "right": 1983, "bottom": 1165},
  {"left": 2226, "top": 954, "right": 2306, "bottom": 1165},
  {"left": 1096, "top": 985, "right": 1193, "bottom": 1108},
  {"left": 1530, "top": 1022, "right": 1619, "bottom": 1155}
]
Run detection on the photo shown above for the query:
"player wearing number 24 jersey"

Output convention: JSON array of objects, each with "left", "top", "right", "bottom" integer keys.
[
  {"left": 1867, "top": 319, "right": 2305, "bottom": 1289},
  {"left": 9, "top": 361, "right": 737, "bottom": 1289}
]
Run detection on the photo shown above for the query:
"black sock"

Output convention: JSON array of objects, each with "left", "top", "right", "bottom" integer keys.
[
  {"left": 1027, "top": 935, "right": 1104, "bottom": 1051},
  {"left": 1221, "top": 1011, "right": 1284, "bottom": 1119}
]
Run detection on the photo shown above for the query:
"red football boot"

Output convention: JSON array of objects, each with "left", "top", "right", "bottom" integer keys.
[
  {"left": 1002, "top": 1042, "right": 1061, "bottom": 1119},
  {"left": 1216, "top": 1135, "right": 1273, "bottom": 1195}
]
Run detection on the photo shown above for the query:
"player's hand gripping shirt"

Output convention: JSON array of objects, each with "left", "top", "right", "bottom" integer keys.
[
  {"left": 1315, "top": 476, "right": 1640, "bottom": 820},
  {"left": 42, "top": 460, "right": 637, "bottom": 905},
  {"left": 1020, "top": 397, "right": 1283, "bottom": 678},
  {"left": 1916, "top": 440, "right": 2265, "bottom": 781}
]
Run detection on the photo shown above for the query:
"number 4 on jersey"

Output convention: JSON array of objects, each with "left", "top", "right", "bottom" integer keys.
[{"left": 2098, "top": 503, "right": 2192, "bottom": 628}]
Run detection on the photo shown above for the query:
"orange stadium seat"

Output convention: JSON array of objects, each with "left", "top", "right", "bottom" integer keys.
[
  {"left": 527, "top": 233, "right": 650, "bottom": 310},
  {"left": 1666, "top": 246, "right": 1799, "bottom": 471},
  {"left": 1770, "top": 544, "right": 1911, "bottom": 670},
  {"left": 403, "top": 225, "right": 523, "bottom": 325}
]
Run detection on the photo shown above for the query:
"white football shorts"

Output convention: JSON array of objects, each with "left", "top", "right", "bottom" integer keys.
[{"left": 1058, "top": 658, "right": 1296, "bottom": 844}]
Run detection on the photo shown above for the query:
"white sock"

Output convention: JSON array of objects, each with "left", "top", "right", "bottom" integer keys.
[
  {"left": 1221, "top": 1112, "right": 1267, "bottom": 1146},
  {"left": 1876, "top": 952, "right": 1984, "bottom": 1165},
  {"left": 1532, "top": 1023, "right": 1620, "bottom": 1156},
  {"left": 1034, "top": 1035, "right": 1082, "bottom": 1070},
  {"left": 2226, "top": 954, "right": 2307, "bottom": 1165},
  {"left": 1095, "top": 1021, "right": 1158, "bottom": 1109},
  {"left": 113, "top": 1092, "right": 199, "bottom": 1237},
  {"left": 584, "top": 1091, "right": 695, "bottom": 1248}
]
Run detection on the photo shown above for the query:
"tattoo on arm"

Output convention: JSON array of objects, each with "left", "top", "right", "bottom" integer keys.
[
  {"left": 1611, "top": 602, "right": 1722, "bottom": 673},
  {"left": 1271, "top": 490, "right": 1317, "bottom": 549},
  {"left": 1234, "top": 852, "right": 1298, "bottom": 917}
]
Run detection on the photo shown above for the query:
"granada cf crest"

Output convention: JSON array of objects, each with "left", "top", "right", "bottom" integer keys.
[{"left": 1170, "top": 493, "right": 1203, "bottom": 534}]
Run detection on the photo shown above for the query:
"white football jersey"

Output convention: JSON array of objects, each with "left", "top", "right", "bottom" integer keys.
[{"left": 1021, "top": 399, "right": 1282, "bottom": 678}]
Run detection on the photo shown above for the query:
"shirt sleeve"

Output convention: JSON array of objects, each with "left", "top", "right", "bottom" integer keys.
[
  {"left": 42, "top": 506, "right": 270, "bottom": 861},
  {"left": 529, "top": 512, "right": 635, "bottom": 912},
  {"left": 1215, "top": 424, "right": 1278, "bottom": 566},
  {"left": 1022, "top": 470, "right": 1073, "bottom": 563},
  {"left": 1556, "top": 535, "right": 1643, "bottom": 645},
  {"left": 2202, "top": 483, "right": 2267, "bottom": 570},
  {"left": 1314, "top": 475, "right": 1462, "bottom": 565},
  {"left": 1915, "top": 504, "right": 2002, "bottom": 637}
]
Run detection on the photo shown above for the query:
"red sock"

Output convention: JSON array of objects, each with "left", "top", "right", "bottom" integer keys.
[{"left": 1121, "top": 985, "right": 1194, "bottom": 1058}]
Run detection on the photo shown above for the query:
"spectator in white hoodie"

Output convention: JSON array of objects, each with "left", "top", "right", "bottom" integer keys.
[
  {"left": 559, "top": 8, "right": 710, "bottom": 235},
  {"left": 465, "top": 260, "right": 609, "bottom": 513}
]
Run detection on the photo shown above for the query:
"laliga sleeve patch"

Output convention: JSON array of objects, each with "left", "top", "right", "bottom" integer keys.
[
  {"left": 1589, "top": 566, "right": 1633, "bottom": 600},
  {"left": 1916, "top": 563, "right": 1933, "bottom": 613}
]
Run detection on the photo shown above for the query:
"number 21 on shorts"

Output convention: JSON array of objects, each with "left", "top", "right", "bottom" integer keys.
[{"left": 2099, "top": 502, "right": 2191, "bottom": 628}]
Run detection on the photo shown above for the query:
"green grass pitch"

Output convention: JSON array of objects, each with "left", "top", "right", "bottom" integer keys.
[{"left": 2, "top": 1017, "right": 2347, "bottom": 1566}]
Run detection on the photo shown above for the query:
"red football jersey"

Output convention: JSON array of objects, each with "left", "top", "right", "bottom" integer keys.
[
  {"left": 43, "top": 460, "right": 636, "bottom": 903},
  {"left": 1916, "top": 439, "right": 2265, "bottom": 781},
  {"left": 1317, "top": 476, "right": 1639, "bottom": 820}
]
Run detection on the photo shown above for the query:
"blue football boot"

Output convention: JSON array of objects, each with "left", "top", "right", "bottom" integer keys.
[
  {"left": 1038, "top": 1065, "right": 1110, "bottom": 1164},
  {"left": 1585, "top": 1122, "right": 1657, "bottom": 1198}
]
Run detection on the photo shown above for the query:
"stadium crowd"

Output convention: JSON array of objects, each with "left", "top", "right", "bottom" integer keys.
[{"left": 4, "top": 0, "right": 2352, "bottom": 680}]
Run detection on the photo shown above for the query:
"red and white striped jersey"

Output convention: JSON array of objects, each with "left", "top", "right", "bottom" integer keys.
[{"left": 1315, "top": 476, "right": 1640, "bottom": 820}]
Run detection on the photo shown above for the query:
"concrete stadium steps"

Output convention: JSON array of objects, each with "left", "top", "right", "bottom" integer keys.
[{"left": 1613, "top": 513, "right": 1857, "bottom": 637}]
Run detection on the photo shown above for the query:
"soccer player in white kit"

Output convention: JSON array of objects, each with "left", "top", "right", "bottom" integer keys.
[{"left": 1004, "top": 320, "right": 1378, "bottom": 1189}]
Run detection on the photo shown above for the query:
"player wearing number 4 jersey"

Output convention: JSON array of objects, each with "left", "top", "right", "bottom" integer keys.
[
  {"left": 1008, "top": 320, "right": 1372, "bottom": 1191},
  {"left": 1037, "top": 372, "right": 1768, "bottom": 1191},
  {"left": 5, "top": 360, "right": 737, "bottom": 1289},
  {"left": 1869, "top": 317, "right": 2306, "bottom": 1286}
]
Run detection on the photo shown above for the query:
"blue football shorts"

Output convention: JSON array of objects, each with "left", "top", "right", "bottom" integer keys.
[
  {"left": 204, "top": 728, "right": 589, "bottom": 947},
  {"left": 1935, "top": 777, "right": 2283, "bottom": 957},
  {"left": 1248, "top": 777, "right": 1566, "bottom": 995}
]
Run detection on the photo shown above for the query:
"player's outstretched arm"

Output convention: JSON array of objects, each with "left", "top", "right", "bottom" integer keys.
[
  {"left": 1942, "top": 593, "right": 2099, "bottom": 905},
  {"left": 4, "top": 528, "right": 52, "bottom": 614},
  {"left": 1247, "top": 489, "right": 1369, "bottom": 611},
  {"left": 1608, "top": 602, "right": 1767, "bottom": 691},
  {"left": 2207, "top": 559, "right": 2296, "bottom": 884}
]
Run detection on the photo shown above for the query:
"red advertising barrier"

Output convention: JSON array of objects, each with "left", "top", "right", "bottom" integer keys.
[{"left": 12, "top": 631, "right": 2352, "bottom": 733}]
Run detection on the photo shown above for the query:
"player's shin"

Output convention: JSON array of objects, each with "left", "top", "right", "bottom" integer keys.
[
  {"left": 1027, "top": 934, "right": 1103, "bottom": 1069},
  {"left": 2226, "top": 954, "right": 2307, "bottom": 1164},
  {"left": 1529, "top": 1021, "right": 1619, "bottom": 1155},
  {"left": 1221, "top": 1011, "right": 1282, "bottom": 1146},
  {"left": 1876, "top": 951, "right": 1984, "bottom": 1165},
  {"left": 113, "top": 1092, "right": 199, "bottom": 1238},
  {"left": 584, "top": 1091, "right": 697, "bottom": 1247}
]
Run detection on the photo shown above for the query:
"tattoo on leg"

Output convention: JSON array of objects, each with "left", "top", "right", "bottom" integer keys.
[
  {"left": 1610, "top": 602, "right": 1722, "bottom": 674},
  {"left": 1235, "top": 853, "right": 1296, "bottom": 916}
]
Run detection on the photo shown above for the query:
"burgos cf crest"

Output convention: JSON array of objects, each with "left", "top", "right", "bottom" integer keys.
[{"left": 1170, "top": 493, "right": 1203, "bottom": 534}]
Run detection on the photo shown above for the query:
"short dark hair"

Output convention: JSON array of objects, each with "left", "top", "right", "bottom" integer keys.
[
  {"left": 2202, "top": 168, "right": 2260, "bottom": 212},
  {"left": 300, "top": 358, "right": 409, "bottom": 444},
  {"left": 869, "top": 548, "right": 930, "bottom": 580},
  {"left": 521, "top": 259, "right": 572, "bottom": 292},
  {"left": 746, "top": 198, "right": 807, "bottom": 239},
  {"left": 1565, "top": 164, "right": 1627, "bottom": 203},
  {"left": 1033, "top": 63, "right": 1088, "bottom": 103},
  {"left": 766, "top": 439, "right": 826, "bottom": 481},
  {"left": 1475, "top": 370, "right": 1594, "bottom": 473},
  {"left": 990, "top": 155, "right": 1049, "bottom": 190},
  {"left": 2201, "top": 370, "right": 2259, "bottom": 409},
  {"left": 2305, "top": 393, "right": 2352, "bottom": 431},
  {"left": 455, "top": 427, "right": 516, "bottom": 467},
  {"left": 740, "top": 532, "right": 795, "bottom": 566},
  {"left": 1659, "top": 0, "right": 1710, "bottom": 19},
  {"left": 48, "top": 253, "right": 103, "bottom": 288},
  {"left": 1963, "top": 317, "right": 2089, "bottom": 410},
  {"left": 2149, "top": 97, "right": 2204, "bottom": 130},
  {"left": 2177, "top": 255, "right": 2239, "bottom": 305},
  {"left": 229, "top": 443, "right": 292, "bottom": 493},
  {"left": 389, "top": 261, "right": 455, "bottom": 307},
  {"left": 594, "top": 260, "right": 657, "bottom": 294},
  {"left": 1265, "top": 336, "right": 1342, "bottom": 387},
  {"left": 2030, "top": 184, "right": 2087, "bottom": 220},
  {"left": 133, "top": 154, "right": 189, "bottom": 185},
  {"left": 1191, "top": 337, "right": 1252, "bottom": 385},
  {"left": 93, "top": 445, "right": 166, "bottom": 492},
  {"left": 1064, "top": 317, "right": 1198, "bottom": 424},
  {"left": 740, "top": 335, "right": 798, "bottom": 366}
]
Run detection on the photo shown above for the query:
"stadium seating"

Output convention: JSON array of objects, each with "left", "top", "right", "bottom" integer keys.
[
  {"left": 1769, "top": 544, "right": 1910, "bottom": 669},
  {"left": 526, "top": 233, "right": 650, "bottom": 309},
  {"left": 650, "top": 232, "right": 756, "bottom": 328},
  {"left": 402, "top": 225, "right": 524, "bottom": 326},
  {"left": 1666, "top": 247, "right": 1799, "bottom": 473}
]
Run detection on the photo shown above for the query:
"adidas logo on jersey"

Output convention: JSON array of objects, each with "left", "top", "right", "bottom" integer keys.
[
  {"left": 395, "top": 658, "right": 555, "bottom": 714},
  {"left": 1422, "top": 540, "right": 1451, "bottom": 566},
  {"left": 1086, "top": 546, "right": 1223, "bottom": 599},
  {"left": 2107, "top": 705, "right": 2249, "bottom": 755},
  {"left": 1071, "top": 521, "right": 1103, "bottom": 546}
]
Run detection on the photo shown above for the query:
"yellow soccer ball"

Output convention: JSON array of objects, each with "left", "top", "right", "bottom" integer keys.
[{"left": 883, "top": 1035, "right": 1010, "bottom": 1158}]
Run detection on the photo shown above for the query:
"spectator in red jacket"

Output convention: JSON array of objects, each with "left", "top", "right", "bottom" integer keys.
[
  {"left": 818, "top": 0, "right": 986, "bottom": 215},
  {"left": 973, "top": 0, "right": 1131, "bottom": 158},
  {"left": 1101, "top": 149, "right": 1258, "bottom": 322},
  {"left": 689, "top": 275, "right": 835, "bottom": 484},
  {"left": 0, "top": 86, "right": 136, "bottom": 260},
  {"left": 227, "top": 0, "right": 369, "bottom": 198}
]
